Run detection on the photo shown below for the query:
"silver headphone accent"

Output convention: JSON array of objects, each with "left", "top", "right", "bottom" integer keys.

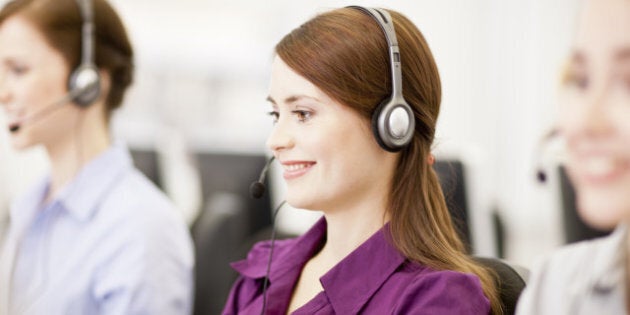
[
  {"left": 68, "top": 0, "right": 101, "bottom": 107},
  {"left": 349, "top": 6, "right": 415, "bottom": 152}
]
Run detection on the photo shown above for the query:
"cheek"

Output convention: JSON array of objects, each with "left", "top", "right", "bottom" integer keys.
[
  {"left": 611, "top": 107, "right": 630, "bottom": 140},
  {"left": 557, "top": 103, "right": 581, "bottom": 138},
  {"left": 575, "top": 186, "right": 630, "bottom": 230},
  {"left": 18, "top": 75, "right": 66, "bottom": 111}
]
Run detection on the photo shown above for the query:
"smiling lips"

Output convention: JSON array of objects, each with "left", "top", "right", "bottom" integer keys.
[
  {"left": 575, "top": 156, "right": 630, "bottom": 185},
  {"left": 281, "top": 161, "right": 316, "bottom": 180}
]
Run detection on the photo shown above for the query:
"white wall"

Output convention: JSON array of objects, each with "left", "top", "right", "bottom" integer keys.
[{"left": 0, "top": 0, "right": 582, "bottom": 268}]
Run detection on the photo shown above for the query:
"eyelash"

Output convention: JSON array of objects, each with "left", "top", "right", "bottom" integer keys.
[
  {"left": 267, "top": 110, "right": 313, "bottom": 123},
  {"left": 292, "top": 110, "right": 311, "bottom": 122},
  {"left": 564, "top": 72, "right": 589, "bottom": 90},
  {"left": 267, "top": 111, "right": 279, "bottom": 123},
  {"left": 9, "top": 64, "right": 28, "bottom": 76}
]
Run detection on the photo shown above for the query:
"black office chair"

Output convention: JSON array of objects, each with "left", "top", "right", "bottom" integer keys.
[
  {"left": 191, "top": 153, "right": 274, "bottom": 315},
  {"left": 433, "top": 159, "right": 473, "bottom": 252},
  {"left": 129, "top": 148, "right": 162, "bottom": 188},
  {"left": 435, "top": 160, "right": 527, "bottom": 314},
  {"left": 195, "top": 152, "right": 272, "bottom": 236},
  {"left": 191, "top": 192, "right": 248, "bottom": 315},
  {"left": 474, "top": 257, "right": 528, "bottom": 315}
]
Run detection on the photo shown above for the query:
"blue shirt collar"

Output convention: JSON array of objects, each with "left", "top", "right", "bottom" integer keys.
[{"left": 58, "top": 144, "right": 132, "bottom": 221}]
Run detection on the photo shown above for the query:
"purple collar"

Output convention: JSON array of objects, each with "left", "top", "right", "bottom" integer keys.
[{"left": 231, "top": 217, "right": 409, "bottom": 314}]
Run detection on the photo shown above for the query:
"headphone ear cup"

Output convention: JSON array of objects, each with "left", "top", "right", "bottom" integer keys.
[
  {"left": 372, "top": 100, "right": 415, "bottom": 152},
  {"left": 371, "top": 100, "right": 394, "bottom": 151},
  {"left": 68, "top": 65, "right": 101, "bottom": 108}
]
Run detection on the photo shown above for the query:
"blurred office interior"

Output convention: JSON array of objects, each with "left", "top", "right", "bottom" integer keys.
[{"left": 1, "top": 1, "right": 605, "bottom": 304}]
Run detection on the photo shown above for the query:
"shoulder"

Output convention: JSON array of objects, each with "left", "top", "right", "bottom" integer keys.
[
  {"left": 105, "top": 168, "right": 174, "bottom": 215},
  {"left": 516, "top": 237, "right": 612, "bottom": 314},
  {"left": 392, "top": 264, "right": 490, "bottom": 315},
  {"left": 99, "top": 168, "right": 187, "bottom": 231},
  {"left": 528, "top": 236, "right": 609, "bottom": 288},
  {"left": 92, "top": 167, "right": 193, "bottom": 263},
  {"left": 86, "top": 170, "right": 193, "bottom": 312}
]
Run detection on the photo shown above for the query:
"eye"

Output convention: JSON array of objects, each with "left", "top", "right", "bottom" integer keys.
[
  {"left": 562, "top": 64, "right": 591, "bottom": 90},
  {"left": 292, "top": 110, "right": 312, "bottom": 122},
  {"left": 12, "top": 66, "right": 27, "bottom": 75},
  {"left": 267, "top": 110, "right": 279, "bottom": 124},
  {"left": 7, "top": 62, "right": 28, "bottom": 76},
  {"left": 563, "top": 70, "right": 589, "bottom": 91}
]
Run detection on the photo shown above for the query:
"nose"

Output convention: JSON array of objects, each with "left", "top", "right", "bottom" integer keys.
[
  {"left": 266, "top": 119, "right": 294, "bottom": 154},
  {"left": 573, "top": 84, "right": 613, "bottom": 137}
]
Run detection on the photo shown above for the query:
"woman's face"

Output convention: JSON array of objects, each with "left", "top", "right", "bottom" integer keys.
[
  {"left": 0, "top": 15, "right": 75, "bottom": 150},
  {"left": 266, "top": 56, "right": 397, "bottom": 212},
  {"left": 559, "top": 0, "right": 630, "bottom": 229}
]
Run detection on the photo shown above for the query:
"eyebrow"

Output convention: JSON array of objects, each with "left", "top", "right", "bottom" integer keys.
[
  {"left": 266, "top": 95, "right": 321, "bottom": 105},
  {"left": 568, "top": 51, "right": 586, "bottom": 66},
  {"left": 568, "top": 47, "right": 630, "bottom": 65}
]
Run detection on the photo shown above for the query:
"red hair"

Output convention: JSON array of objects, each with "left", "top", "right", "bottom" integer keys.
[{"left": 276, "top": 7, "right": 502, "bottom": 314}]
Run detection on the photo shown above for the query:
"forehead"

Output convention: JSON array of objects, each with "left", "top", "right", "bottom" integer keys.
[
  {"left": 0, "top": 15, "right": 52, "bottom": 57},
  {"left": 269, "top": 56, "right": 330, "bottom": 103},
  {"left": 574, "top": 0, "right": 630, "bottom": 57}
]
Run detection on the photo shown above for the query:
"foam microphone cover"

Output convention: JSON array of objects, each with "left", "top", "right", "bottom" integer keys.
[
  {"left": 250, "top": 181, "right": 266, "bottom": 199},
  {"left": 536, "top": 169, "right": 547, "bottom": 183}
]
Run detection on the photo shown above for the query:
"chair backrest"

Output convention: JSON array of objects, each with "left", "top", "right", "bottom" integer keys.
[
  {"left": 191, "top": 153, "right": 274, "bottom": 315},
  {"left": 191, "top": 192, "right": 248, "bottom": 315},
  {"left": 473, "top": 256, "right": 528, "bottom": 315},
  {"left": 433, "top": 160, "right": 472, "bottom": 252},
  {"left": 196, "top": 152, "right": 272, "bottom": 235},
  {"left": 129, "top": 148, "right": 162, "bottom": 188}
]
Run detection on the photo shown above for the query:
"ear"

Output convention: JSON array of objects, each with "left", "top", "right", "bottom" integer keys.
[{"left": 98, "top": 69, "right": 111, "bottom": 102}]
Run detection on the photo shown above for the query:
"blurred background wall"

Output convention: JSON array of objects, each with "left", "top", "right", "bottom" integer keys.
[{"left": 0, "top": 0, "right": 584, "bottom": 269}]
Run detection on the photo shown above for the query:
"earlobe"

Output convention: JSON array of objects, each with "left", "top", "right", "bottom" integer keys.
[{"left": 98, "top": 70, "right": 111, "bottom": 102}]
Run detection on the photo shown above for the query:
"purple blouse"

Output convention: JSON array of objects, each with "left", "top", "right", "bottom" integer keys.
[{"left": 223, "top": 218, "right": 490, "bottom": 315}]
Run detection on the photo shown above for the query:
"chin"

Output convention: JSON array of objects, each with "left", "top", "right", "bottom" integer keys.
[
  {"left": 10, "top": 138, "right": 32, "bottom": 151},
  {"left": 285, "top": 193, "right": 320, "bottom": 212},
  {"left": 286, "top": 199, "right": 316, "bottom": 211},
  {"left": 576, "top": 194, "right": 629, "bottom": 231},
  {"left": 8, "top": 131, "right": 40, "bottom": 151}
]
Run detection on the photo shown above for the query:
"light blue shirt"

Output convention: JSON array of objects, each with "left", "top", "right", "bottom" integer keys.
[{"left": 0, "top": 144, "right": 194, "bottom": 315}]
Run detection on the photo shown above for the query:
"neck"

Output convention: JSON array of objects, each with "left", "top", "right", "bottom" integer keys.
[
  {"left": 319, "top": 196, "right": 389, "bottom": 262},
  {"left": 45, "top": 112, "right": 110, "bottom": 200}
]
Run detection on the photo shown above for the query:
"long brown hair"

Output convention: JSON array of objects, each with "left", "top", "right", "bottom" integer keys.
[
  {"left": 276, "top": 7, "right": 502, "bottom": 314},
  {"left": 0, "top": 0, "right": 133, "bottom": 120}
]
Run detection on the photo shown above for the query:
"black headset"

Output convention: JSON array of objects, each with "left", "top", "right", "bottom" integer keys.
[
  {"left": 69, "top": 0, "right": 101, "bottom": 107},
  {"left": 348, "top": 6, "right": 415, "bottom": 152}
]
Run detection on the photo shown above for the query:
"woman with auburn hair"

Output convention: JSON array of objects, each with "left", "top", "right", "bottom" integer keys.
[
  {"left": 517, "top": 0, "right": 630, "bottom": 314},
  {"left": 0, "top": 0, "right": 193, "bottom": 313},
  {"left": 223, "top": 6, "right": 501, "bottom": 315}
]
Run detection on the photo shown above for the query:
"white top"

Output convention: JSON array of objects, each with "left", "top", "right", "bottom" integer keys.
[{"left": 516, "top": 225, "right": 626, "bottom": 315}]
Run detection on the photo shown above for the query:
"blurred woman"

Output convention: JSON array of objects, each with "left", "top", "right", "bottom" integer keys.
[
  {"left": 0, "top": 0, "right": 193, "bottom": 314},
  {"left": 516, "top": 0, "right": 630, "bottom": 314},
  {"left": 223, "top": 6, "right": 502, "bottom": 315}
]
